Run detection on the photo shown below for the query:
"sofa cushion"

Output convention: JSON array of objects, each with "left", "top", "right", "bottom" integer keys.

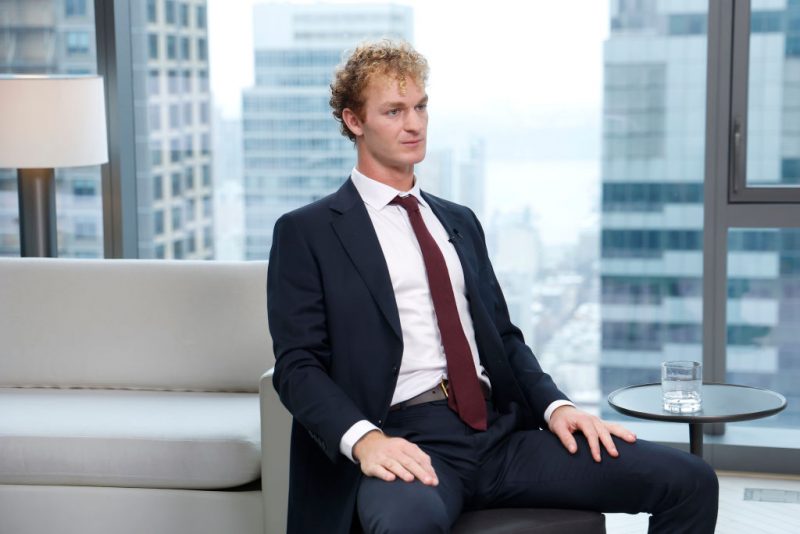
[
  {"left": 0, "top": 388, "right": 260, "bottom": 489},
  {"left": 0, "top": 258, "right": 271, "bottom": 392}
]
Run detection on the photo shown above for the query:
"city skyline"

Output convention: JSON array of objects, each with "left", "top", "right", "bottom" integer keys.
[{"left": 209, "top": 0, "right": 609, "bottom": 248}]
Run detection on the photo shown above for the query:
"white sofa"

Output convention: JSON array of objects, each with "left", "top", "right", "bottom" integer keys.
[{"left": 0, "top": 258, "right": 279, "bottom": 534}]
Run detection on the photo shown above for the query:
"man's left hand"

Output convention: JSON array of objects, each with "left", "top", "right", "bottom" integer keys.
[{"left": 548, "top": 405, "right": 636, "bottom": 462}]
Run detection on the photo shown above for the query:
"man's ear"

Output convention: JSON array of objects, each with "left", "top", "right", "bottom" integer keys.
[{"left": 342, "top": 108, "right": 363, "bottom": 138}]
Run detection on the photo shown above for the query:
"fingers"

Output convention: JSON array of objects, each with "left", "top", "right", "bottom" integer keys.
[
  {"left": 384, "top": 457, "right": 415, "bottom": 483},
  {"left": 369, "top": 464, "right": 397, "bottom": 482},
  {"left": 553, "top": 424, "right": 578, "bottom": 455},
  {"left": 360, "top": 437, "right": 438, "bottom": 486},
  {"left": 550, "top": 409, "right": 638, "bottom": 462},
  {"left": 595, "top": 421, "right": 618, "bottom": 459},
  {"left": 606, "top": 422, "right": 637, "bottom": 443},
  {"left": 406, "top": 446, "right": 438, "bottom": 485},
  {"left": 579, "top": 422, "right": 602, "bottom": 463},
  {"left": 401, "top": 452, "right": 438, "bottom": 486}
]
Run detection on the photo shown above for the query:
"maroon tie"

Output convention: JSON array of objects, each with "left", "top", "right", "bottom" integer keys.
[{"left": 391, "top": 195, "right": 487, "bottom": 431}]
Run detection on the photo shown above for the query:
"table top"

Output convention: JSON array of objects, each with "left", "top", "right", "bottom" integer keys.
[{"left": 607, "top": 383, "right": 787, "bottom": 424}]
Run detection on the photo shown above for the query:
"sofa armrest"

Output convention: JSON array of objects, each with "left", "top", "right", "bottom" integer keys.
[{"left": 260, "top": 368, "right": 291, "bottom": 534}]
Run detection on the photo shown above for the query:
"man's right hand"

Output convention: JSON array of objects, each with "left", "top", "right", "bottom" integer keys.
[{"left": 352, "top": 430, "right": 438, "bottom": 486}]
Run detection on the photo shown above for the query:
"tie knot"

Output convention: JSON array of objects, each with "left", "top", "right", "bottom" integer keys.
[{"left": 391, "top": 194, "right": 420, "bottom": 213}]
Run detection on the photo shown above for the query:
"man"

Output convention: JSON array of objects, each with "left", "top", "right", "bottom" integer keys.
[{"left": 268, "top": 40, "right": 718, "bottom": 534}]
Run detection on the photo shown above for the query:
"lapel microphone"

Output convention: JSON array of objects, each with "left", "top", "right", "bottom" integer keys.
[{"left": 448, "top": 228, "right": 462, "bottom": 243}]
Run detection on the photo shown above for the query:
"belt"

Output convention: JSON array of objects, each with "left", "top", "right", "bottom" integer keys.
[{"left": 390, "top": 378, "right": 490, "bottom": 411}]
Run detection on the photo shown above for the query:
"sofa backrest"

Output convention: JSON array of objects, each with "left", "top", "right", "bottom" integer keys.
[{"left": 0, "top": 258, "right": 272, "bottom": 393}]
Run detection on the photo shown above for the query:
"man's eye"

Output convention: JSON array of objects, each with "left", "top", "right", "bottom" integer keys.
[
  {"left": 416, "top": 104, "right": 427, "bottom": 111},
  {"left": 387, "top": 109, "right": 399, "bottom": 116}
]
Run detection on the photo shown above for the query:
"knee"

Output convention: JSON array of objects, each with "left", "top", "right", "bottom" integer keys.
[
  {"left": 665, "top": 453, "right": 719, "bottom": 507},
  {"left": 369, "top": 495, "right": 450, "bottom": 534}
]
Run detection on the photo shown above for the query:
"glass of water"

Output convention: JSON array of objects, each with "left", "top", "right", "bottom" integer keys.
[{"left": 661, "top": 361, "right": 702, "bottom": 413}]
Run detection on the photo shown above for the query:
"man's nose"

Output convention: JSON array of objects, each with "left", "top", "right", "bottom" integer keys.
[{"left": 404, "top": 110, "right": 424, "bottom": 132}]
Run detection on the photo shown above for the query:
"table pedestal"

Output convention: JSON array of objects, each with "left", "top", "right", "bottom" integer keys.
[{"left": 689, "top": 423, "right": 703, "bottom": 457}]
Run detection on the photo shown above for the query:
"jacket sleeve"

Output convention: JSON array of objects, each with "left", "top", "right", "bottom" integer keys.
[
  {"left": 469, "top": 209, "right": 570, "bottom": 425},
  {"left": 268, "top": 213, "right": 369, "bottom": 462}
]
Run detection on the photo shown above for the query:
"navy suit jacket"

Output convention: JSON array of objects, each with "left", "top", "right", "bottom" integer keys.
[{"left": 267, "top": 178, "right": 568, "bottom": 534}]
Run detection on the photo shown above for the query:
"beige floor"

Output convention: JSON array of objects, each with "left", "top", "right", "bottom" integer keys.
[{"left": 604, "top": 471, "right": 800, "bottom": 533}]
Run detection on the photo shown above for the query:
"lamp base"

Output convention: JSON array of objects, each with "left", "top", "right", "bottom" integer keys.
[{"left": 17, "top": 168, "right": 57, "bottom": 257}]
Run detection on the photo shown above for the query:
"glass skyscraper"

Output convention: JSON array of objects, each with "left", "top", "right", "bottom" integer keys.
[
  {"left": 600, "top": 0, "right": 800, "bottom": 426},
  {"left": 242, "top": 3, "right": 412, "bottom": 260}
]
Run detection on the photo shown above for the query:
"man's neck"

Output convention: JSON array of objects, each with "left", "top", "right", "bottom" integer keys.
[{"left": 355, "top": 162, "right": 415, "bottom": 192}]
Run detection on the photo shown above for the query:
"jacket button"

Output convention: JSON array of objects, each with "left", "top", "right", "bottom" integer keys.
[
  {"left": 391, "top": 366, "right": 398, "bottom": 375},
  {"left": 377, "top": 419, "right": 383, "bottom": 426}
]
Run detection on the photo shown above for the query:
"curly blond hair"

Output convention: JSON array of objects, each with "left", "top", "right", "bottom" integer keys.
[{"left": 330, "top": 40, "right": 429, "bottom": 142}]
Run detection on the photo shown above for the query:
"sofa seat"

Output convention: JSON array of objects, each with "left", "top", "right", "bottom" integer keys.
[{"left": 0, "top": 388, "right": 260, "bottom": 489}]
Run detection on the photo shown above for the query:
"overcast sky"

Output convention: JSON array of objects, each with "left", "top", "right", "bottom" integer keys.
[{"left": 208, "top": 0, "right": 611, "bottom": 247}]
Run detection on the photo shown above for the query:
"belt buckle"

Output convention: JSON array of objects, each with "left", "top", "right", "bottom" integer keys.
[{"left": 439, "top": 378, "right": 449, "bottom": 398}]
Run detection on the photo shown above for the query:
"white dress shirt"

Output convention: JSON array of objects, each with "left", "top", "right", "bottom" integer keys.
[{"left": 339, "top": 168, "right": 573, "bottom": 462}]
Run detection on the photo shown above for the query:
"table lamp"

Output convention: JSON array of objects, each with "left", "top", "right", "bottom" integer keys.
[{"left": 0, "top": 75, "right": 109, "bottom": 257}]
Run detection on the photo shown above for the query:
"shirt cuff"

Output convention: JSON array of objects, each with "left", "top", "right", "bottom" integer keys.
[
  {"left": 339, "top": 420, "right": 381, "bottom": 463},
  {"left": 544, "top": 400, "right": 576, "bottom": 424}
]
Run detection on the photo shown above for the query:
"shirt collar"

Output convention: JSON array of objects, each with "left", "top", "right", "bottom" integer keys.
[{"left": 350, "top": 167, "right": 427, "bottom": 210}]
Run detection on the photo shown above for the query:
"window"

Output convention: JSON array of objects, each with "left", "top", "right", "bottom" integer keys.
[
  {"left": 186, "top": 198, "right": 196, "bottom": 222},
  {"left": 147, "top": 69, "right": 160, "bottom": 95},
  {"left": 170, "top": 138, "right": 181, "bottom": 163},
  {"left": 65, "top": 0, "right": 87, "bottom": 17},
  {"left": 165, "top": 0, "right": 176, "bottom": 24},
  {"left": 0, "top": 0, "right": 103, "bottom": 258},
  {"left": 154, "top": 210, "right": 164, "bottom": 235},
  {"left": 168, "top": 70, "right": 179, "bottom": 93},
  {"left": 147, "top": 0, "right": 157, "bottom": 23},
  {"left": 148, "top": 105, "right": 161, "bottom": 131},
  {"left": 171, "top": 206, "right": 182, "bottom": 229},
  {"left": 182, "top": 69, "right": 192, "bottom": 92},
  {"left": 198, "top": 70, "right": 209, "bottom": 92},
  {"left": 197, "top": 38, "right": 207, "bottom": 61},
  {"left": 668, "top": 14, "right": 707, "bottom": 36},
  {"left": 169, "top": 104, "right": 180, "bottom": 128},
  {"left": 75, "top": 220, "right": 97, "bottom": 239},
  {"left": 171, "top": 172, "right": 182, "bottom": 196},
  {"left": 180, "top": 3, "right": 190, "bottom": 27},
  {"left": 84, "top": 0, "right": 800, "bottom": 473},
  {"left": 66, "top": 32, "right": 90, "bottom": 55},
  {"left": 148, "top": 34, "right": 159, "bottom": 60},
  {"left": 183, "top": 102, "right": 193, "bottom": 125},
  {"left": 173, "top": 239, "right": 184, "bottom": 259},
  {"left": 71, "top": 179, "right": 96, "bottom": 197},
  {"left": 167, "top": 36, "right": 177, "bottom": 60},
  {"left": 181, "top": 37, "right": 191, "bottom": 60},
  {"left": 150, "top": 140, "right": 163, "bottom": 167},
  {"left": 153, "top": 175, "right": 163, "bottom": 201},
  {"left": 183, "top": 134, "right": 193, "bottom": 158},
  {"left": 196, "top": 5, "right": 207, "bottom": 29}
]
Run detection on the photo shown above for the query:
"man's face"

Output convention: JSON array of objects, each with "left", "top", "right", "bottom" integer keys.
[{"left": 350, "top": 74, "right": 428, "bottom": 176}]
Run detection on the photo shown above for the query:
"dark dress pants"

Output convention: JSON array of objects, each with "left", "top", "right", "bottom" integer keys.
[{"left": 356, "top": 400, "right": 718, "bottom": 534}]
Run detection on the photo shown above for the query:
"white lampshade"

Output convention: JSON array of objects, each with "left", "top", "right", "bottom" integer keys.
[{"left": 0, "top": 75, "right": 109, "bottom": 169}]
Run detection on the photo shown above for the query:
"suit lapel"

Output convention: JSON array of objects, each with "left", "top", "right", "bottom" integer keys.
[
  {"left": 330, "top": 179, "right": 403, "bottom": 340},
  {"left": 422, "top": 192, "right": 481, "bottom": 289}
]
